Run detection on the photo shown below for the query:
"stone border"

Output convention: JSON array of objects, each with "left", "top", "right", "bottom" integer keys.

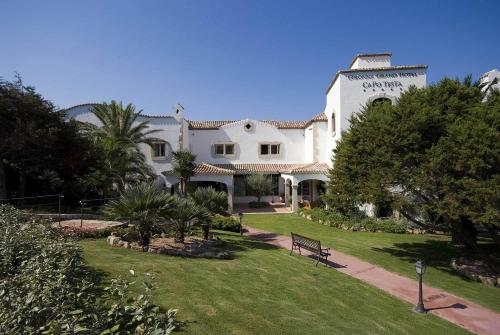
[{"left": 106, "top": 234, "right": 231, "bottom": 259}]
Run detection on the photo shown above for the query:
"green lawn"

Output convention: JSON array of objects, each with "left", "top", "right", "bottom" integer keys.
[
  {"left": 81, "top": 234, "right": 470, "bottom": 335},
  {"left": 242, "top": 214, "right": 500, "bottom": 312}
]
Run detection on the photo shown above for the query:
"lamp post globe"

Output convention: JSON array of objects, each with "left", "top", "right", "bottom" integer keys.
[{"left": 414, "top": 260, "right": 427, "bottom": 314}]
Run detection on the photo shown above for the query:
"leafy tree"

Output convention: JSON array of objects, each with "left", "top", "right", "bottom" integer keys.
[
  {"left": 172, "top": 150, "right": 196, "bottom": 196},
  {"left": 189, "top": 187, "right": 228, "bottom": 215},
  {"left": 167, "top": 196, "right": 210, "bottom": 243},
  {"left": 325, "top": 78, "right": 499, "bottom": 268},
  {"left": 104, "top": 183, "right": 174, "bottom": 246},
  {"left": 0, "top": 76, "right": 98, "bottom": 202},
  {"left": 246, "top": 174, "right": 272, "bottom": 202},
  {"left": 81, "top": 101, "right": 158, "bottom": 194}
]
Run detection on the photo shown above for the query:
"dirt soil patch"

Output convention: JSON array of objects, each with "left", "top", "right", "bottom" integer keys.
[{"left": 57, "top": 219, "right": 125, "bottom": 230}]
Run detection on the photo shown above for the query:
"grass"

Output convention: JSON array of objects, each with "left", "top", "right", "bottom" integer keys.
[
  {"left": 81, "top": 233, "right": 470, "bottom": 335},
  {"left": 242, "top": 214, "right": 500, "bottom": 312}
]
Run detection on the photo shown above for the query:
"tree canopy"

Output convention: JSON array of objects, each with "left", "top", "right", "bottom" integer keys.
[
  {"left": 0, "top": 76, "right": 99, "bottom": 202},
  {"left": 325, "top": 78, "right": 499, "bottom": 266}
]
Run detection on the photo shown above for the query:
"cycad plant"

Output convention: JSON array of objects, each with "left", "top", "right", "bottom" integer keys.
[
  {"left": 168, "top": 196, "right": 210, "bottom": 243},
  {"left": 104, "top": 183, "right": 174, "bottom": 246},
  {"left": 189, "top": 187, "right": 228, "bottom": 215}
]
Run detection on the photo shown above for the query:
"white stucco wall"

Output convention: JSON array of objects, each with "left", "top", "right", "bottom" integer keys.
[
  {"left": 351, "top": 55, "right": 391, "bottom": 69},
  {"left": 190, "top": 120, "right": 306, "bottom": 164},
  {"left": 338, "top": 67, "right": 427, "bottom": 133}
]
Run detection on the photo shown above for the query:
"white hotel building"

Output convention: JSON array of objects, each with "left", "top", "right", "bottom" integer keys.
[{"left": 65, "top": 53, "right": 427, "bottom": 213}]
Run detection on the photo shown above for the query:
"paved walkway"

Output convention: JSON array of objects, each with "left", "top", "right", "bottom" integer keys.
[
  {"left": 234, "top": 203, "right": 292, "bottom": 214},
  {"left": 244, "top": 226, "right": 500, "bottom": 335}
]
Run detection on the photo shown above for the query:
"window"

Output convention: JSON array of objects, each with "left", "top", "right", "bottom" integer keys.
[
  {"left": 152, "top": 142, "right": 167, "bottom": 159},
  {"left": 259, "top": 143, "right": 281, "bottom": 156},
  {"left": 271, "top": 174, "right": 280, "bottom": 195},
  {"left": 234, "top": 175, "right": 248, "bottom": 196},
  {"left": 214, "top": 143, "right": 235, "bottom": 157},
  {"left": 260, "top": 144, "right": 269, "bottom": 155},
  {"left": 225, "top": 144, "right": 234, "bottom": 155},
  {"left": 331, "top": 112, "right": 336, "bottom": 135},
  {"left": 215, "top": 144, "right": 224, "bottom": 155},
  {"left": 270, "top": 144, "right": 280, "bottom": 155}
]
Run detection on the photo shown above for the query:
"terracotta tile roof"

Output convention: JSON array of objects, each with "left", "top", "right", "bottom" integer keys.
[
  {"left": 310, "top": 112, "right": 328, "bottom": 121},
  {"left": 163, "top": 162, "right": 329, "bottom": 176},
  {"left": 214, "top": 163, "right": 295, "bottom": 174},
  {"left": 282, "top": 162, "right": 330, "bottom": 174},
  {"left": 187, "top": 114, "right": 326, "bottom": 130},
  {"left": 62, "top": 103, "right": 175, "bottom": 119},
  {"left": 163, "top": 163, "right": 234, "bottom": 176}
]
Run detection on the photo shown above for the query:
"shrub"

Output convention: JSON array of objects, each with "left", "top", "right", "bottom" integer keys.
[
  {"left": 0, "top": 205, "right": 178, "bottom": 334},
  {"left": 211, "top": 214, "right": 241, "bottom": 232},
  {"left": 298, "top": 207, "right": 409, "bottom": 234},
  {"left": 189, "top": 187, "right": 228, "bottom": 215}
]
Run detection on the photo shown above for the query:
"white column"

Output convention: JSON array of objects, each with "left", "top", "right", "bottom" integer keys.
[
  {"left": 227, "top": 185, "right": 234, "bottom": 214},
  {"left": 284, "top": 182, "right": 290, "bottom": 207},
  {"left": 292, "top": 184, "right": 298, "bottom": 213}
]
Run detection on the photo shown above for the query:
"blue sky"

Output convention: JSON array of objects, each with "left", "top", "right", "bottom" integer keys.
[{"left": 1, "top": 0, "right": 498, "bottom": 120}]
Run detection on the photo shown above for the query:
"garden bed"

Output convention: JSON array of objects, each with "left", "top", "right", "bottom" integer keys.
[
  {"left": 56, "top": 219, "right": 125, "bottom": 230},
  {"left": 107, "top": 234, "right": 232, "bottom": 259}
]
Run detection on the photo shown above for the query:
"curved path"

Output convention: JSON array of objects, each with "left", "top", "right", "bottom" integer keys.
[{"left": 244, "top": 226, "right": 500, "bottom": 335}]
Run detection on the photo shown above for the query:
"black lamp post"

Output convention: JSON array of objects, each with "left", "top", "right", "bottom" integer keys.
[
  {"left": 58, "top": 194, "right": 64, "bottom": 226},
  {"left": 415, "top": 260, "right": 427, "bottom": 314},
  {"left": 79, "top": 200, "right": 86, "bottom": 228},
  {"left": 238, "top": 212, "right": 243, "bottom": 235}
]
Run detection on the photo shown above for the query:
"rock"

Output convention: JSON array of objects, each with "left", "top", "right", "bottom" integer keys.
[
  {"left": 122, "top": 241, "right": 130, "bottom": 249},
  {"left": 130, "top": 242, "right": 143, "bottom": 251},
  {"left": 478, "top": 275, "right": 497, "bottom": 287},
  {"left": 107, "top": 235, "right": 122, "bottom": 246}
]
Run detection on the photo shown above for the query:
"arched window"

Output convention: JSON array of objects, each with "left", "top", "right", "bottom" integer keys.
[
  {"left": 371, "top": 97, "right": 392, "bottom": 106},
  {"left": 331, "top": 111, "right": 336, "bottom": 136}
]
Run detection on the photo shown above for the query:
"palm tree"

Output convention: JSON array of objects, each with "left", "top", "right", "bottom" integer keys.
[
  {"left": 167, "top": 196, "right": 210, "bottom": 243},
  {"left": 80, "top": 101, "right": 159, "bottom": 193},
  {"left": 172, "top": 150, "right": 196, "bottom": 196},
  {"left": 83, "top": 101, "right": 160, "bottom": 146},
  {"left": 103, "top": 183, "right": 174, "bottom": 247}
]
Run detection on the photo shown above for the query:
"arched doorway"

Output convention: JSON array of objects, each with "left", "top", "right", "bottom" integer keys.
[{"left": 297, "top": 179, "right": 326, "bottom": 207}]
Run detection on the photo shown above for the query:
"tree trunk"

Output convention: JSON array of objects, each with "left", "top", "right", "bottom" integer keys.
[
  {"left": 17, "top": 171, "right": 26, "bottom": 206},
  {"left": 483, "top": 223, "right": 500, "bottom": 250},
  {"left": 175, "top": 227, "right": 185, "bottom": 243},
  {"left": 0, "top": 160, "right": 6, "bottom": 200},
  {"left": 451, "top": 218, "right": 499, "bottom": 273}
]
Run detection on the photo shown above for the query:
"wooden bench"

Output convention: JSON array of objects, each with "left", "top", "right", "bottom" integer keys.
[{"left": 290, "top": 232, "right": 331, "bottom": 266}]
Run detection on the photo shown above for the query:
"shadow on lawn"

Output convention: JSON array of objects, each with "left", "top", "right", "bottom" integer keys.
[
  {"left": 371, "top": 238, "right": 497, "bottom": 280},
  {"left": 212, "top": 231, "right": 280, "bottom": 257}
]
